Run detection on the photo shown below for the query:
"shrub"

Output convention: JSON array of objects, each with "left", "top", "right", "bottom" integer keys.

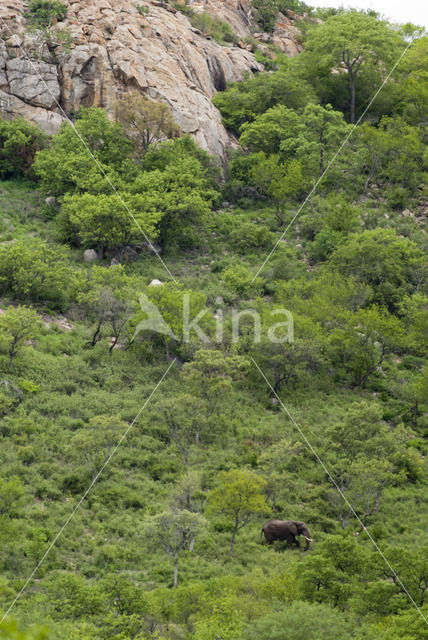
[
  {"left": 229, "top": 221, "right": 274, "bottom": 252},
  {"left": 0, "top": 117, "right": 48, "bottom": 179},
  {"left": 0, "top": 238, "right": 79, "bottom": 308},
  {"left": 25, "top": 0, "right": 68, "bottom": 28}
]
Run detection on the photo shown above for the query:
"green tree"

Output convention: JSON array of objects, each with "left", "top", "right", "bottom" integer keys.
[
  {"left": 249, "top": 153, "right": 304, "bottom": 226},
  {"left": 130, "top": 156, "right": 217, "bottom": 250},
  {"left": 299, "top": 535, "right": 368, "bottom": 608},
  {"left": 399, "top": 294, "right": 428, "bottom": 355},
  {"left": 207, "top": 469, "right": 268, "bottom": 557},
  {"left": 329, "top": 229, "right": 427, "bottom": 311},
  {"left": 245, "top": 600, "right": 354, "bottom": 640},
  {"left": 25, "top": 0, "right": 72, "bottom": 60},
  {"left": 285, "top": 103, "right": 350, "bottom": 178},
  {"left": 0, "top": 238, "right": 79, "bottom": 308},
  {"left": 150, "top": 394, "right": 209, "bottom": 465},
  {"left": 0, "top": 619, "right": 50, "bottom": 639},
  {"left": 396, "top": 36, "right": 428, "bottom": 127},
  {"left": 59, "top": 191, "right": 161, "bottom": 257},
  {"left": 193, "top": 590, "right": 244, "bottom": 640},
  {"left": 0, "top": 476, "right": 25, "bottom": 516},
  {"left": 70, "top": 415, "right": 127, "bottom": 481},
  {"left": 327, "top": 458, "right": 396, "bottom": 529},
  {"left": 77, "top": 265, "right": 135, "bottom": 352},
  {"left": 239, "top": 105, "right": 301, "bottom": 155},
  {"left": 145, "top": 510, "right": 206, "bottom": 587},
  {"left": 212, "top": 60, "right": 316, "bottom": 134},
  {"left": 328, "top": 306, "right": 405, "bottom": 386},
  {"left": 181, "top": 350, "right": 247, "bottom": 418},
  {"left": 355, "top": 117, "right": 425, "bottom": 195},
  {"left": 305, "top": 12, "right": 404, "bottom": 122},
  {"left": 115, "top": 92, "right": 180, "bottom": 157},
  {"left": 33, "top": 107, "right": 133, "bottom": 196},
  {"left": 25, "top": 0, "right": 68, "bottom": 28},
  {"left": 0, "top": 306, "right": 41, "bottom": 370}
]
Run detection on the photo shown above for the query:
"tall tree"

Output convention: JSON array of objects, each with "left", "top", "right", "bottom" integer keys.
[
  {"left": 115, "top": 92, "right": 180, "bottom": 157},
  {"left": 145, "top": 510, "right": 206, "bottom": 587},
  {"left": 207, "top": 469, "right": 268, "bottom": 557},
  {"left": 305, "top": 12, "right": 404, "bottom": 123}
]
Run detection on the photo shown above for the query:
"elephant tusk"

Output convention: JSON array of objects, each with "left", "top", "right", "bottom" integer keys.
[{"left": 304, "top": 536, "right": 312, "bottom": 541}]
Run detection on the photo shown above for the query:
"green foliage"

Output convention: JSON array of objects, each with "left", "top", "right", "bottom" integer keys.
[
  {"left": 25, "top": 0, "right": 68, "bottom": 28},
  {"left": 329, "top": 229, "right": 427, "bottom": 311},
  {"left": 33, "top": 107, "right": 133, "bottom": 196},
  {"left": 176, "top": 7, "right": 238, "bottom": 45},
  {"left": 59, "top": 191, "right": 161, "bottom": 256},
  {"left": 207, "top": 469, "right": 268, "bottom": 556},
  {"left": 304, "top": 11, "right": 405, "bottom": 122},
  {"left": 0, "top": 238, "right": 79, "bottom": 308},
  {"left": 0, "top": 620, "right": 50, "bottom": 639},
  {"left": 0, "top": 117, "right": 48, "bottom": 180},
  {"left": 115, "top": 92, "right": 181, "bottom": 157},
  {"left": 245, "top": 600, "right": 354, "bottom": 640},
  {"left": 0, "top": 306, "right": 42, "bottom": 370},
  {"left": 249, "top": 153, "right": 304, "bottom": 225},
  {"left": 212, "top": 62, "right": 316, "bottom": 134},
  {"left": 0, "top": 475, "right": 25, "bottom": 516}
]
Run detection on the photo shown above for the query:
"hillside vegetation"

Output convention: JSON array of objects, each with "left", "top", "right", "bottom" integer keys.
[{"left": 0, "top": 4, "right": 428, "bottom": 639}]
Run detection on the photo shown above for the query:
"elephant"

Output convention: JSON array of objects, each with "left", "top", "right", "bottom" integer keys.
[{"left": 262, "top": 519, "right": 312, "bottom": 551}]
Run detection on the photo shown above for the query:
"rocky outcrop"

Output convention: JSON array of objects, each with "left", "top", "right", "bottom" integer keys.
[{"left": 0, "top": 0, "right": 302, "bottom": 157}]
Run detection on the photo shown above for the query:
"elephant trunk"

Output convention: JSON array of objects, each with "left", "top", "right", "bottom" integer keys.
[{"left": 301, "top": 527, "right": 312, "bottom": 550}]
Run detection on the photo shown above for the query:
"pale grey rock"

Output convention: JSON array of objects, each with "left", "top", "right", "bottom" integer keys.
[
  {"left": 83, "top": 249, "right": 98, "bottom": 262},
  {"left": 45, "top": 196, "right": 60, "bottom": 209},
  {"left": 6, "top": 57, "right": 60, "bottom": 108},
  {"left": 0, "top": 89, "right": 64, "bottom": 133}
]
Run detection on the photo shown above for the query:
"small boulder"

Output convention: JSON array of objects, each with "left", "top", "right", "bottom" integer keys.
[
  {"left": 45, "top": 196, "right": 60, "bottom": 210},
  {"left": 83, "top": 249, "right": 98, "bottom": 262}
]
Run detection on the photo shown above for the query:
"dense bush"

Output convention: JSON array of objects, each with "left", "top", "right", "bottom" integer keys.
[{"left": 0, "top": 117, "right": 48, "bottom": 179}]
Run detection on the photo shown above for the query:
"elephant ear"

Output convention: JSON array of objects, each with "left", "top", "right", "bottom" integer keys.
[
  {"left": 289, "top": 521, "right": 298, "bottom": 535},
  {"left": 296, "top": 521, "right": 311, "bottom": 538}
]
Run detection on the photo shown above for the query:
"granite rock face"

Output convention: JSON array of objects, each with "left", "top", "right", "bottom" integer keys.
[{"left": 0, "top": 0, "right": 302, "bottom": 157}]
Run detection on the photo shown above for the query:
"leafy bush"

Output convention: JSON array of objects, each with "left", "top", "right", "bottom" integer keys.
[
  {"left": 25, "top": 0, "right": 68, "bottom": 28},
  {"left": 0, "top": 238, "right": 80, "bottom": 308},
  {"left": 0, "top": 117, "right": 48, "bottom": 179},
  {"left": 175, "top": 5, "right": 238, "bottom": 44},
  {"left": 229, "top": 221, "right": 275, "bottom": 252}
]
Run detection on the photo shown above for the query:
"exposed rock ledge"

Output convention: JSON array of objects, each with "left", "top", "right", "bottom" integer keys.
[{"left": 0, "top": 0, "right": 302, "bottom": 157}]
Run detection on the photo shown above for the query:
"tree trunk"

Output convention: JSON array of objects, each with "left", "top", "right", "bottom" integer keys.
[
  {"left": 349, "top": 70, "right": 356, "bottom": 124},
  {"left": 90, "top": 319, "right": 103, "bottom": 347},
  {"left": 229, "top": 525, "right": 238, "bottom": 557},
  {"left": 109, "top": 335, "right": 118, "bottom": 356},
  {"left": 173, "top": 554, "right": 178, "bottom": 588}
]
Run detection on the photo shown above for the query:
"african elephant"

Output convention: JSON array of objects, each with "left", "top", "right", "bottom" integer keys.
[{"left": 262, "top": 519, "right": 312, "bottom": 550}]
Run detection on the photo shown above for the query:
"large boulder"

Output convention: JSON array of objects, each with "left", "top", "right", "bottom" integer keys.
[{"left": 6, "top": 57, "right": 60, "bottom": 108}]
